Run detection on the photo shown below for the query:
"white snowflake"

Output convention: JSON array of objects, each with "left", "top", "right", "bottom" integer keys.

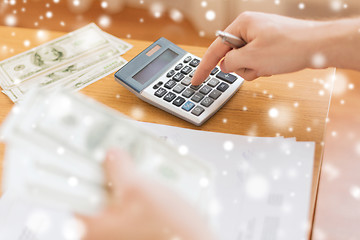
[
  {"left": 223, "top": 140, "right": 234, "bottom": 151},
  {"left": 98, "top": 15, "right": 111, "bottom": 28},
  {"left": 5, "top": 15, "right": 17, "bottom": 26},
  {"left": 350, "top": 185, "right": 360, "bottom": 200},
  {"left": 269, "top": 108, "right": 279, "bottom": 118},
  {"left": 68, "top": 176, "right": 79, "bottom": 187},
  {"left": 298, "top": 2, "right": 305, "bottom": 10},
  {"left": 205, "top": 10, "right": 216, "bottom": 21},
  {"left": 46, "top": 11, "right": 53, "bottom": 18},
  {"left": 245, "top": 175, "right": 269, "bottom": 199},
  {"left": 178, "top": 145, "right": 189, "bottom": 155},
  {"left": 169, "top": 9, "right": 183, "bottom": 22}
]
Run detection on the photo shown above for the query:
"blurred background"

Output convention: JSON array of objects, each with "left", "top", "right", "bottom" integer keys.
[{"left": 1, "top": 1, "right": 360, "bottom": 240}]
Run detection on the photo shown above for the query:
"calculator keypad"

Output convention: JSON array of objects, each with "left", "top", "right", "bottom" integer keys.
[{"left": 152, "top": 55, "right": 239, "bottom": 120}]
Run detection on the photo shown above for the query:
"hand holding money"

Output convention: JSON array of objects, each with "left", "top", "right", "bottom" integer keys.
[
  {"left": 79, "top": 149, "right": 216, "bottom": 240},
  {"left": 1, "top": 89, "right": 215, "bottom": 219}
]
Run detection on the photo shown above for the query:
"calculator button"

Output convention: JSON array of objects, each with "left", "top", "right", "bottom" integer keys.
[
  {"left": 166, "top": 70, "right": 176, "bottom": 78},
  {"left": 181, "top": 76, "right": 192, "bottom": 86},
  {"left": 154, "top": 87, "right": 167, "bottom": 98},
  {"left": 175, "top": 63, "right": 183, "bottom": 71},
  {"left": 191, "top": 106, "right": 205, "bottom": 116},
  {"left": 183, "top": 56, "right": 192, "bottom": 63},
  {"left": 189, "top": 70, "right": 196, "bottom": 78},
  {"left": 216, "top": 71, "right": 237, "bottom": 84},
  {"left": 163, "top": 92, "right": 176, "bottom": 102},
  {"left": 189, "top": 58, "right": 200, "bottom": 67},
  {"left": 207, "top": 78, "right": 219, "bottom": 87},
  {"left": 204, "top": 76, "right": 211, "bottom": 83},
  {"left": 191, "top": 92, "right": 205, "bottom": 103},
  {"left": 199, "top": 85, "right": 212, "bottom": 95},
  {"left": 181, "top": 66, "right": 193, "bottom": 75},
  {"left": 210, "top": 67, "right": 219, "bottom": 75},
  {"left": 153, "top": 81, "right": 163, "bottom": 89},
  {"left": 209, "top": 89, "right": 222, "bottom": 100},
  {"left": 173, "top": 84, "right": 185, "bottom": 93},
  {"left": 182, "top": 101, "right": 195, "bottom": 111},
  {"left": 201, "top": 97, "right": 214, "bottom": 107},
  {"left": 182, "top": 88, "right": 195, "bottom": 98},
  {"left": 173, "top": 96, "right": 186, "bottom": 107},
  {"left": 173, "top": 72, "right": 185, "bottom": 82},
  {"left": 216, "top": 82, "right": 229, "bottom": 92},
  {"left": 164, "top": 80, "right": 176, "bottom": 89},
  {"left": 190, "top": 84, "right": 202, "bottom": 90}
]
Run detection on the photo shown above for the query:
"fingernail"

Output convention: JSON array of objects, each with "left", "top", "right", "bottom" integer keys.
[{"left": 220, "top": 59, "right": 227, "bottom": 72}]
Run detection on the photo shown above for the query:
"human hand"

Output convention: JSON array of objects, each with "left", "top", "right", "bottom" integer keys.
[
  {"left": 78, "top": 149, "right": 215, "bottom": 240},
  {"left": 192, "top": 12, "right": 328, "bottom": 84}
]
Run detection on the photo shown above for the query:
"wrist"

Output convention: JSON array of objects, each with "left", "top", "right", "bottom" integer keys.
[{"left": 307, "top": 18, "right": 360, "bottom": 70}]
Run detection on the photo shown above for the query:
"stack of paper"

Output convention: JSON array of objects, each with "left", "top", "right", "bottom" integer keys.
[
  {"left": 137, "top": 121, "right": 315, "bottom": 240},
  {"left": 0, "top": 23, "right": 132, "bottom": 102}
]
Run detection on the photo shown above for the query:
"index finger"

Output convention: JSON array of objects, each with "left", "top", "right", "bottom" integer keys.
[{"left": 191, "top": 37, "right": 231, "bottom": 86}]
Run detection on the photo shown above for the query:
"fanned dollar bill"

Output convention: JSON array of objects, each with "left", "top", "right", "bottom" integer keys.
[
  {"left": 0, "top": 23, "right": 132, "bottom": 102},
  {"left": 0, "top": 89, "right": 215, "bottom": 216}
]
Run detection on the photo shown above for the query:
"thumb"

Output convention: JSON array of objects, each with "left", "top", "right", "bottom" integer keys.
[{"left": 104, "top": 149, "right": 135, "bottom": 195}]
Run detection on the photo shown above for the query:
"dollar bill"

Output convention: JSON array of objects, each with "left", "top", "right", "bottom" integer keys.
[
  {"left": 3, "top": 50, "right": 127, "bottom": 101},
  {"left": 0, "top": 23, "right": 132, "bottom": 102},
  {"left": 0, "top": 24, "right": 110, "bottom": 88},
  {"left": 1, "top": 90, "right": 215, "bottom": 215}
]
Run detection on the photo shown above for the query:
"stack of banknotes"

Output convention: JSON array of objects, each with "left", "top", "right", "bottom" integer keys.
[
  {"left": 0, "top": 89, "right": 215, "bottom": 216},
  {"left": 0, "top": 23, "right": 132, "bottom": 102}
]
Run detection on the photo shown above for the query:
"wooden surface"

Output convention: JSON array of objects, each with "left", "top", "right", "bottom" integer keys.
[
  {"left": 312, "top": 69, "right": 360, "bottom": 240},
  {"left": 0, "top": 26, "right": 334, "bottom": 235},
  {"left": 0, "top": 1, "right": 212, "bottom": 47}
]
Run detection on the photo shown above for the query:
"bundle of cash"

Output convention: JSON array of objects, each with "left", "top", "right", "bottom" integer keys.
[
  {"left": 0, "top": 89, "right": 215, "bottom": 216},
  {"left": 0, "top": 23, "right": 132, "bottom": 102}
]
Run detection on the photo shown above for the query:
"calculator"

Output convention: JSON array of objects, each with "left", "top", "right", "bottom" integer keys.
[{"left": 114, "top": 37, "right": 244, "bottom": 126}]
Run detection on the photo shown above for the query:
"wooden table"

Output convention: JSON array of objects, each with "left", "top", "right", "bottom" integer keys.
[{"left": 0, "top": 26, "right": 334, "bottom": 236}]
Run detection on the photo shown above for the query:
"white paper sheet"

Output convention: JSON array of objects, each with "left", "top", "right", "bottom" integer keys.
[{"left": 136, "top": 121, "right": 315, "bottom": 240}]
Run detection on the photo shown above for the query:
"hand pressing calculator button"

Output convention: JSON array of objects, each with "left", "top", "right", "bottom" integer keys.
[{"left": 114, "top": 37, "right": 244, "bottom": 126}]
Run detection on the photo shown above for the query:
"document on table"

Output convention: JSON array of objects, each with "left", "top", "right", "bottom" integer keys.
[{"left": 137, "top": 121, "right": 315, "bottom": 240}]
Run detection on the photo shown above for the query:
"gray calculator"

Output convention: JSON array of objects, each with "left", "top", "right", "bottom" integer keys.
[{"left": 114, "top": 37, "right": 244, "bottom": 126}]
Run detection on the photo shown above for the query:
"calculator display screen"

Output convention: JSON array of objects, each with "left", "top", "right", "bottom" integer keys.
[{"left": 133, "top": 49, "right": 178, "bottom": 84}]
